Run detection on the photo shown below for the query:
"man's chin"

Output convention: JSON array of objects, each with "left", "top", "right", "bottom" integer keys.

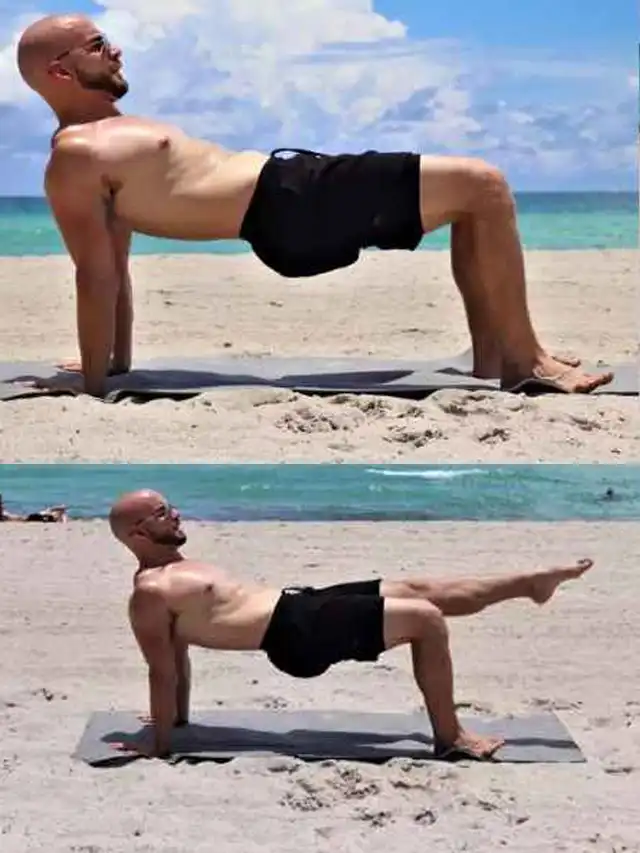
[
  {"left": 151, "top": 531, "right": 187, "bottom": 547},
  {"left": 111, "top": 82, "right": 129, "bottom": 100},
  {"left": 102, "top": 75, "right": 129, "bottom": 101}
]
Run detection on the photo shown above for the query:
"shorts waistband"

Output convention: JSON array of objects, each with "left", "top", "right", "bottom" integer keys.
[
  {"left": 282, "top": 585, "right": 315, "bottom": 595},
  {"left": 270, "top": 148, "right": 324, "bottom": 159}
]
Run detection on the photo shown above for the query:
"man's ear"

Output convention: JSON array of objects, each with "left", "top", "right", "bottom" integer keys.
[
  {"left": 129, "top": 526, "right": 150, "bottom": 547},
  {"left": 48, "top": 61, "right": 73, "bottom": 80}
]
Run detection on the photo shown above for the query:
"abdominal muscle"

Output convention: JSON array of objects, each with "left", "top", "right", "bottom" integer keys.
[
  {"left": 111, "top": 134, "right": 269, "bottom": 241},
  {"left": 173, "top": 585, "right": 281, "bottom": 651}
]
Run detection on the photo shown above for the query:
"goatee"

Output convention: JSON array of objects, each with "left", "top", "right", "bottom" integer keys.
[
  {"left": 78, "top": 71, "right": 129, "bottom": 100},
  {"left": 152, "top": 530, "right": 187, "bottom": 547}
]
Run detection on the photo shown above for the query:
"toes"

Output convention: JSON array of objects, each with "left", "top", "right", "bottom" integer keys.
[
  {"left": 481, "top": 740, "right": 505, "bottom": 759},
  {"left": 523, "top": 365, "right": 614, "bottom": 394},
  {"left": 556, "top": 354, "right": 580, "bottom": 367},
  {"left": 556, "top": 368, "right": 613, "bottom": 394},
  {"left": 579, "top": 372, "right": 613, "bottom": 393}
]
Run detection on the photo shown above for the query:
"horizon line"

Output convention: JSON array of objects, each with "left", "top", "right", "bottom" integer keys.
[{"left": 1, "top": 189, "right": 637, "bottom": 200}]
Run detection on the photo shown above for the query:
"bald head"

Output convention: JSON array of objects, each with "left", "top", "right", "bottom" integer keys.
[
  {"left": 17, "top": 15, "right": 88, "bottom": 90},
  {"left": 16, "top": 15, "right": 127, "bottom": 104},
  {"left": 109, "top": 489, "right": 164, "bottom": 540},
  {"left": 109, "top": 490, "right": 186, "bottom": 555}
]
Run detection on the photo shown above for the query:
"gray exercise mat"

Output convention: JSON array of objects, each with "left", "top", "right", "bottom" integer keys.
[
  {"left": 73, "top": 708, "right": 585, "bottom": 767},
  {"left": 0, "top": 352, "right": 636, "bottom": 401}
]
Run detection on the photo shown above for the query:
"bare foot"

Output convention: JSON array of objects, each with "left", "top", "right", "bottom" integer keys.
[
  {"left": 474, "top": 351, "right": 580, "bottom": 380},
  {"left": 506, "top": 354, "right": 613, "bottom": 394},
  {"left": 436, "top": 729, "right": 505, "bottom": 760},
  {"left": 552, "top": 352, "right": 580, "bottom": 368},
  {"left": 529, "top": 558, "right": 593, "bottom": 605}
]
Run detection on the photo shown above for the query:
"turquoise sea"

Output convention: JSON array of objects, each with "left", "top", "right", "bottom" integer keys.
[
  {"left": 1, "top": 464, "right": 639, "bottom": 522},
  {"left": 0, "top": 192, "right": 637, "bottom": 255}
]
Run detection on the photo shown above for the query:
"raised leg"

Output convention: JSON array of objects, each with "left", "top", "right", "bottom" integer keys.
[
  {"left": 380, "top": 559, "right": 593, "bottom": 617},
  {"left": 417, "top": 155, "right": 612, "bottom": 393},
  {"left": 383, "top": 597, "right": 503, "bottom": 759}
]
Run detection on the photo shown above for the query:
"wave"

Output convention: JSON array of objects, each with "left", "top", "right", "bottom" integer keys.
[{"left": 366, "top": 467, "right": 490, "bottom": 480}]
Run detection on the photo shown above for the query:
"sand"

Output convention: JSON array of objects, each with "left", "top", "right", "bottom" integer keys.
[
  {"left": 0, "top": 249, "right": 638, "bottom": 462},
  {"left": 0, "top": 520, "right": 638, "bottom": 852}
]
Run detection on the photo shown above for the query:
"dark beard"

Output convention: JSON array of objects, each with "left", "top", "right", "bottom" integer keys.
[
  {"left": 77, "top": 69, "right": 129, "bottom": 99},
  {"left": 151, "top": 529, "right": 187, "bottom": 547}
]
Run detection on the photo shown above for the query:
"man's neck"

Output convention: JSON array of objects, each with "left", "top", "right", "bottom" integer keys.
[
  {"left": 137, "top": 549, "right": 185, "bottom": 572},
  {"left": 55, "top": 102, "right": 122, "bottom": 130}
]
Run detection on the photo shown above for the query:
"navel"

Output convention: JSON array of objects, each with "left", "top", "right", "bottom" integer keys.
[{"left": 158, "top": 136, "right": 171, "bottom": 150}]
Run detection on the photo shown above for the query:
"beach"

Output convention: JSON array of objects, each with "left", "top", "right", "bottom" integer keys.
[
  {"left": 0, "top": 519, "right": 638, "bottom": 852},
  {"left": 0, "top": 249, "right": 637, "bottom": 462}
]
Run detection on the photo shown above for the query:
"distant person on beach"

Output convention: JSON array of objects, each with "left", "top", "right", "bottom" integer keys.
[
  {"left": 0, "top": 493, "right": 68, "bottom": 523},
  {"left": 108, "top": 488, "right": 594, "bottom": 761},
  {"left": 14, "top": 15, "right": 613, "bottom": 400}
]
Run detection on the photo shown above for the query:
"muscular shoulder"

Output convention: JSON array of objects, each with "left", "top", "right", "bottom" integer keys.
[
  {"left": 131, "top": 563, "right": 185, "bottom": 606},
  {"left": 51, "top": 124, "right": 102, "bottom": 161},
  {"left": 131, "top": 571, "right": 168, "bottom": 603},
  {"left": 45, "top": 126, "right": 103, "bottom": 194}
]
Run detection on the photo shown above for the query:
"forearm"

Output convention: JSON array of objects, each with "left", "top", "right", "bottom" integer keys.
[
  {"left": 176, "top": 661, "right": 191, "bottom": 724},
  {"left": 112, "top": 273, "right": 133, "bottom": 372},
  {"left": 148, "top": 670, "right": 178, "bottom": 756},
  {"left": 75, "top": 273, "right": 118, "bottom": 397}
]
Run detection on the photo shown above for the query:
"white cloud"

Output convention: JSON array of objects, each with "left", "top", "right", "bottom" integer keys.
[
  {"left": 0, "top": 0, "right": 635, "bottom": 191},
  {"left": 0, "top": 9, "right": 47, "bottom": 101}
]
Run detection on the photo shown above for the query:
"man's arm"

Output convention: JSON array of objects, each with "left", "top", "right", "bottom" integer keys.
[
  {"left": 173, "top": 637, "right": 192, "bottom": 726},
  {"left": 111, "top": 222, "right": 133, "bottom": 374},
  {"left": 45, "top": 139, "right": 121, "bottom": 398},
  {"left": 129, "top": 586, "right": 179, "bottom": 756}
]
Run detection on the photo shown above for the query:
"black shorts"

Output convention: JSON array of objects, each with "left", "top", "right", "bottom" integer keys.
[
  {"left": 239, "top": 148, "right": 423, "bottom": 278},
  {"left": 260, "top": 580, "right": 385, "bottom": 679}
]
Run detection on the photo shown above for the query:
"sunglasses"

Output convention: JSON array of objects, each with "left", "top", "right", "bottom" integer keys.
[
  {"left": 138, "top": 504, "right": 177, "bottom": 525},
  {"left": 54, "top": 33, "right": 112, "bottom": 62}
]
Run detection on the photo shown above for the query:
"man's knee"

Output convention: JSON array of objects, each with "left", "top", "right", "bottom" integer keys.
[
  {"left": 417, "top": 154, "right": 514, "bottom": 227},
  {"left": 463, "top": 158, "right": 514, "bottom": 211},
  {"left": 383, "top": 598, "right": 447, "bottom": 650}
]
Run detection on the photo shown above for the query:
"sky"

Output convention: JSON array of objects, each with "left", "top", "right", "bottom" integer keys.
[{"left": 0, "top": 0, "right": 637, "bottom": 195}]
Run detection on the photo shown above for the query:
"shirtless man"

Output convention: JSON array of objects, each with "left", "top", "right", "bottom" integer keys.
[
  {"left": 108, "top": 489, "right": 594, "bottom": 761},
  {"left": 15, "top": 15, "right": 612, "bottom": 399}
]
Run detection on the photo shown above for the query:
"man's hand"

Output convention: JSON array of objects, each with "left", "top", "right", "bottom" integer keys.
[
  {"left": 110, "top": 715, "right": 176, "bottom": 759},
  {"left": 56, "top": 359, "right": 83, "bottom": 373},
  {"left": 28, "top": 357, "right": 132, "bottom": 399},
  {"left": 56, "top": 358, "right": 131, "bottom": 377},
  {"left": 109, "top": 363, "right": 131, "bottom": 377},
  {"left": 110, "top": 739, "right": 170, "bottom": 760},
  {"left": 137, "top": 713, "right": 188, "bottom": 727}
]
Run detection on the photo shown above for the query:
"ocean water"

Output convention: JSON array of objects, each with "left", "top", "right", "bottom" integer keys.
[
  {"left": 0, "top": 464, "right": 639, "bottom": 522},
  {"left": 0, "top": 193, "right": 637, "bottom": 256}
]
